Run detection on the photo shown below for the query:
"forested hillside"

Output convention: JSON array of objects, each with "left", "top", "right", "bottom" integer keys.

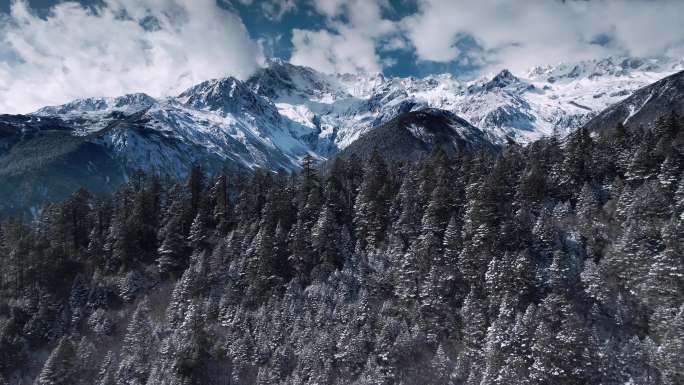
[{"left": 0, "top": 115, "right": 683, "bottom": 385}]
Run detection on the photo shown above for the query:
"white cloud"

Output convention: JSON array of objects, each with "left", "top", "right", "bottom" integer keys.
[
  {"left": 310, "top": 0, "right": 346, "bottom": 18},
  {"left": 290, "top": 0, "right": 397, "bottom": 74},
  {"left": 0, "top": 0, "right": 263, "bottom": 114},
  {"left": 261, "top": 0, "right": 297, "bottom": 20},
  {"left": 381, "top": 36, "right": 410, "bottom": 52},
  {"left": 257, "top": 33, "right": 284, "bottom": 58},
  {"left": 402, "top": 0, "right": 684, "bottom": 73},
  {"left": 291, "top": 27, "right": 384, "bottom": 74}
]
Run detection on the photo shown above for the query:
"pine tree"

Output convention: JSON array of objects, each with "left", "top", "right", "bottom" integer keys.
[
  {"left": 166, "top": 264, "right": 199, "bottom": 328},
  {"left": 35, "top": 338, "right": 76, "bottom": 385},
  {"left": 187, "top": 164, "right": 206, "bottom": 217},
  {"left": 443, "top": 216, "right": 462, "bottom": 267},
  {"left": 561, "top": 127, "right": 593, "bottom": 192},
  {"left": 157, "top": 214, "right": 187, "bottom": 277},
  {"left": 626, "top": 129, "right": 659, "bottom": 183},
  {"left": 511, "top": 250, "right": 536, "bottom": 304},
  {"left": 68, "top": 274, "right": 88, "bottom": 327},
  {"left": 211, "top": 174, "right": 231, "bottom": 235},
  {"left": 4, "top": 110, "right": 684, "bottom": 385},
  {"left": 575, "top": 183, "right": 606, "bottom": 259},
  {"left": 580, "top": 258, "right": 611, "bottom": 306},
  {"left": 456, "top": 287, "right": 487, "bottom": 384},
  {"left": 246, "top": 225, "right": 279, "bottom": 302},
  {"left": 548, "top": 250, "right": 573, "bottom": 294},
  {"left": 395, "top": 169, "right": 421, "bottom": 247},
  {"left": 312, "top": 201, "right": 341, "bottom": 268},
  {"left": 480, "top": 296, "right": 516, "bottom": 385},
  {"left": 96, "top": 352, "right": 117, "bottom": 385},
  {"left": 530, "top": 295, "right": 593, "bottom": 385},
  {"left": 287, "top": 218, "right": 313, "bottom": 279},
  {"left": 116, "top": 299, "right": 157, "bottom": 385},
  {"left": 354, "top": 149, "right": 391, "bottom": 250},
  {"left": 497, "top": 309, "right": 534, "bottom": 384},
  {"left": 430, "top": 344, "right": 451, "bottom": 385},
  {"left": 188, "top": 212, "right": 208, "bottom": 252},
  {"left": 173, "top": 303, "right": 207, "bottom": 384},
  {"left": 74, "top": 337, "right": 98, "bottom": 385},
  {"left": 395, "top": 241, "right": 421, "bottom": 305},
  {"left": 674, "top": 177, "right": 684, "bottom": 217},
  {"left": 421, "top": 182, "right": 451, "bottom": 241},
  {"left": 658, "top": 151, "right": 682, "bottom": 191},
  {"left": 419, "top": 265, "right": 450, "bottom": 340},
  {"left": 441, "top": 216, "right": 466, "bottom": 301},
  {"left": 594, "top": 338, "right": 623, "bottom": 385},
  {"left": 619, "top": 336, "right": 651, "bottom": 385},
  {"left": 640, "top": 220, "right": 683, "bottom": 308},
  {"left": 657, "top": 305, "right": 684, "bottom": 385}
]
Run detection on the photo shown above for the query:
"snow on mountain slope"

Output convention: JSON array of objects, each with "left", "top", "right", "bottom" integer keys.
[
  {"left": 583, "top": 68, "right": 684, "bottom": 134},
  {"left": 248, "top": 56, "right": 684, "bottom": 146},
  {"left": 337, "top": 108, "right": 498, "bottom": 163},
  {"left": 31, "top": 77, "right": 322, "bottom": 176},
  {"left": 99, "top": 100, "right": 310, "bottom": 176},
  {"left": 34, "top": 93, "right": 158, "bottom": 134},
  {"left": 3, "top": 55, "right": 679, "bottom": 215},
  {"left": 36, "top": 93, "right": 157, "bottom": 116},
  {"left": 23, "top": 55, "right": 684, "bottom": 178}
]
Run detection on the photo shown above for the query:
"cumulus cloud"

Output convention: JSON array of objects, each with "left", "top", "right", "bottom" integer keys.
[
  {"left": 381, "top": 36, "right": 410, "bottom": 52},
  {"left": 310, "top": 0, "right": 346, "bottom": 18},
  {"left": 289, "top": 0, "right": 397, "bottom": 74},
  {"left": 260, "top": 0, "right": 297, "bottom": 20},
  {"left": 0, "top": 0, "right": 262, "bottom": 114},
  {"left": 402, "top": 0, "right": 684, "bottom": 73}
]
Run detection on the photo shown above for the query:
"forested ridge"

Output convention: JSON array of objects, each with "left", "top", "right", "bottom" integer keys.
[{"left": 0, "top": 116, "right": 683, "bottom": 385}]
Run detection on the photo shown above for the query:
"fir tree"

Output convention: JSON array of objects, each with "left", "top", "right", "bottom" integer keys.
[
  {"left": 188, "top": 212, "right": 208, "bottom": 252},
  {"left": 35, "top": 338, "right": 76, "bottom": 385},
  {"left": 354, "top": 149, "right": 391, "bottom": 250},
  {"left": 116, "top": 299, "right": 157, "bottom": 385},
  {"left": 157, "top": 214, "right": 187, "bottom": 277}
]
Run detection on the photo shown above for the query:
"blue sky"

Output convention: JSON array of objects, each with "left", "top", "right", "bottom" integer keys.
[
  {"left": 226, "top": 0, "right": 460, "bottom": 77},
  {"left": 1, "top": 0, "right": 683, "bottom": 113},
  {"left": 0, "top": 0, "right": 478, "bottom": 77}
]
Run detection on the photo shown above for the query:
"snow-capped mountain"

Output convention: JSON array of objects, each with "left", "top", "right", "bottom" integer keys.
[
  {"left": 26, "top": 55, "right": 684, "bottom": 173},
  {"left": 247, "top": 56, "right": 684, "bottom": 146},
  {"left": 1, "top": 55, "right": 682, "bottom": 213},
  {"left": 583, "top": 67, "right": 684, "bottom": 134},
  {"left": 32, "top": 76, "right": 322, "bottom": 176},
  {"left": 337, "top": 108, "right": 497, "bottom": 163}
]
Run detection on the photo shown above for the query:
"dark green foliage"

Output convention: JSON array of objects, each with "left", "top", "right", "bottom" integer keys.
[{"left": 0, "top": 115, "right": 682, "bottom": 384}]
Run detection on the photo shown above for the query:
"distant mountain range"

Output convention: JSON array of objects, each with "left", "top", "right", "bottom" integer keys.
[{"left": 1, "top": 56, "right": 683, "bottom": 213}]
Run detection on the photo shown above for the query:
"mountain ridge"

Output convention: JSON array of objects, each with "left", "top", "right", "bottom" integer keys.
[
  {"left": 336, "top": 108, "right": 498, "bottom": 163},
  {"left": 582, "top": 69, "right": 684, "bottom": 134},
  {"left": 0, "top": 55, "right": 683, "bottom": 213}
]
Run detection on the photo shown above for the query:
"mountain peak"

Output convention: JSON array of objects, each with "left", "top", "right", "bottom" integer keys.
[
  {"left": 179, "top": 77, "right": 258, "bottom": 110},
  {"left": 337, "top": 107, "right": 496, "bottom": 163},
  {"left": 35, "top": 93, "right": 156, "bottom": 115},
  {"left": 248, "top": 60, "right": 341, "bottom": 100},
  {"left": 494, "top": 69, "right": 516, "bottom": 81},
  {"left": 527, "top": 55, "right": 684, "bottom": 83},
  {"left": 485, "top": 69, "right": 519, "bottom": 89}
]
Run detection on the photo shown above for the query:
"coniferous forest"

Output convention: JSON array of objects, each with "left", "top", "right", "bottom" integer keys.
[{"left": 0, "top": 117, "right": 683, "bottom": 385}]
